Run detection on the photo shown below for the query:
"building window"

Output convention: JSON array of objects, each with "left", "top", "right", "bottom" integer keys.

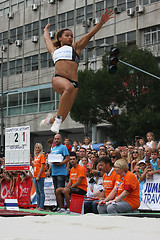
[
  {"left": 17, "top": 26, "right": 23, "bottom": 40},
  {"left": 33, "top": 21, "right": 39, "bottom": 36},
  {"left": 48, "top": 53, "right": 53, "bottom": 67},
  {"left": 32, "top": 55, "right": 38, "bottom": 71},
  {"left": 127, "top": 0, "right": 136, "bottom": 8},
  {"left": 106, "top": 0, "right": 114, "bottom": 10},
  {"left": 87, "top": 4, "right": 93, "bottom": 19},
  {"left": 3, "top": 31, "right": 8, "bottom": 45},
  {"left": 67, "top": 10, "right": 74, "bottom": 27},
  {"left": 18, "top": 0, "right": 24, "bottom": 10},
  {"left": 87, "top": 41, "right": 93, "bottom": 58},
  {"left": 24, "top": 57, "right": 31, "bottom": 72},
  {"left": 10, "top": 61, "right": 16, "bottom": 75},
  {"left": 144, "top": 26, "right": 160, "bottom": 45},
  {"left": 58, "top": 13, "right": 66, "bottom": 29},
  {"left": 39, "top": 88, "right": 55, "bottom": 112},
  {"left": 41, "top": 52, "right": 48, "bottom": 68},
  {"left": 76, "top": 7, "right": 84, "bottom": 24},
  {"left": 10, "top": 29, "right": 16, "bottom": 42},
  {"left": 127, "top": 31, "right": 136, "bottom": 43},
  {"left": 96, "top": 39, "right": 105, "bottom": 56},
  {"left": 41, "top": 18, "right": 48, "bottom": 34},
  {"left": 96, "top": 1, "right": 105, "bottom": 18},
  {"left": 23, "top": 90, "right": 38, "bottom": 114},
  {"left": 49, "top": 16, "right": 56, "bottom": 32},
  {"left": 25, "top": 24, "right": 32, "bottom": 39},
  {"left": 117, "top": 0, "right": 126, "bottom": 11},
  {"left": 117, "top": 33, "right": 126, "bottom": 43},
  {"left": 3, "top": 62, "right": 7, "bottom": 77},
  {"left": 16, "top": 59, "right": 22, "bottom": 74}
]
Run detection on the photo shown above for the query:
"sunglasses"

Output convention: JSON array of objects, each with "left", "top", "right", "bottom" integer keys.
[
  {"left": 110, "top": 156, "right": 116, "bottom": 159},
  {"left": 133, "top": 151, "right": 138, "bottom": 154}
]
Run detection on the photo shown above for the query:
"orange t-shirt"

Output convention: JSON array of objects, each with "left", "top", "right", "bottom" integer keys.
[
  {"left": 103, "top": 168, "right": 118, "bottom": 197},
  {"left": 70, "top": 164, "right": 88, "bottom": 192},
  {"left": 115, "top": 171, "right": 140, "bottom": 210},
  {"left": 33, "top": 154, "right": 46, "bottom": 178}
]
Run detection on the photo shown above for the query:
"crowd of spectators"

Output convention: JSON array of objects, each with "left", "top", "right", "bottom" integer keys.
[{"left": 0, "top": 131, "right": 160, "bottom": 214}]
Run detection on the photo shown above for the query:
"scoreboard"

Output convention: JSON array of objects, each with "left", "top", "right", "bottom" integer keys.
[{"left": 5, "top": 126, "right": 30, "bottom": 171}]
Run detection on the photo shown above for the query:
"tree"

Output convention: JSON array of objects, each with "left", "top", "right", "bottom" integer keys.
[{"left": 70, "top": 44, "right": 160, "bottom": 145}]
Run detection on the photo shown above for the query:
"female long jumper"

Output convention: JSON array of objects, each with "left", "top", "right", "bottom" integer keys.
[{"left": 40, "top": 9, "right": 114, "bottom": 133}]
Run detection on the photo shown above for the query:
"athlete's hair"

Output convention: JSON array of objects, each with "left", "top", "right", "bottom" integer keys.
[
  {"left": 114, "top": 159, "right": 129, "bottom": 172},
  {"left": 53, "top": 28, "right": 72, "bottom": 48}
]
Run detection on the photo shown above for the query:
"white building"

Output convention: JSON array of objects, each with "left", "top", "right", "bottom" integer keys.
[{"left": 0, "top": 0, "right": 160, "bottom": 153}]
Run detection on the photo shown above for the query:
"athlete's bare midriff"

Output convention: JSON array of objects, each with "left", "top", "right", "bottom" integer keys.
[{"left": 55, "top": 60, "right": 79, "bottom": 81}]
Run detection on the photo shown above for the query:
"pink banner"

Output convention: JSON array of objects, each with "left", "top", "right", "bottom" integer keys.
[{"left": 0, "top": 178, "right": 31, "bottom": 204}]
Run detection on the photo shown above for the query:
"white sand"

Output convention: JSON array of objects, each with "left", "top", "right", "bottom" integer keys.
[{"left": 1, "top": 214, "right": 160, "bottom": 240}]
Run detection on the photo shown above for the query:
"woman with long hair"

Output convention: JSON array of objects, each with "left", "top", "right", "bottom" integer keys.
[
  {"left": 31, "top": 143, "right": 46, "bottom": 211},
  {"left": 40, "top": 9, "right": 114, "bottom": 133}
]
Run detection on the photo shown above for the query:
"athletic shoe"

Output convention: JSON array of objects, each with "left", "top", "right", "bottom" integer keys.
[
  {"left": 50, "top": 117, "right": 62, "bottom": 133},
  {"left": 40, "top": 113, "right": 53, "bottom": 128},
  {"left": 57, "top": 208, "right": 66, "bottom": 213},
  {"left": 65, "top": 208, "right": 70, "bottom": 214}
]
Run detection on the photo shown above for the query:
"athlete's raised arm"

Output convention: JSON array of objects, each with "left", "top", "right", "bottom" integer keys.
[
  {"left": 44, "top": 24, "right": 56, "bottom": 55},
  {"left": 74, "top": 9, "right": 114, "bottom": 52}
]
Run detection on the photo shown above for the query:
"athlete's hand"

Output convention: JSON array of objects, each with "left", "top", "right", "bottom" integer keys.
[
  {"left": 101, "top": 8, "right": 114, "bottom": 24},
  {"left": 44, "top": 23, "right": 50, "bottom": 32}
]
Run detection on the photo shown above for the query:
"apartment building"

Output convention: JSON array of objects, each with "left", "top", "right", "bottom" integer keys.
[{"left": 0, "top": 0, "right": 160, "bottom": 151}]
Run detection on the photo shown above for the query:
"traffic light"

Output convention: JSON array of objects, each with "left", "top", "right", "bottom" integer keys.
[{"left": 108, "top": 47, "right": 119, "bottom": 74}]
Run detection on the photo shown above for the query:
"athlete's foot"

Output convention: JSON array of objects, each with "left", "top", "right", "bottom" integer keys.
[
  {"left": 40, "top": 113, "right": 53, "bottom": 128},
  {"left": 50, "top": 117, "right": 62, "bottom": 133}
]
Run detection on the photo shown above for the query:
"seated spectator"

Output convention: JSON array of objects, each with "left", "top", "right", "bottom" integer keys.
[
  {"left": 138, "top": 146, "right": 145, "bottom": 159},
  {"left": 91, "top": 149, "right": 98, "bottom": 154},
  {"left": 146, "top": 149, "right": 160, "bottom": 179},
  {"left": 56, "top": 152, "right": 88, "bottom": 213},
  {"left": 84, "top": 157, "right": 118, "bottom": 214},
  {"left": 81, "top": 136, "right": 92, "bottom": 150},
  {"left": 135, "top": 136, "right": 145, "bottom": 148},
  {"left": 146, "top": 132, "right": 156, "bottom": 150},
  {"left": 97, "top": 159, "right": 140, "bottom": 214}
]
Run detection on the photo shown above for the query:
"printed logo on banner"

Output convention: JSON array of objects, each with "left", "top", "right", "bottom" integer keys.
[
  {"left": 1, "top": 178, "right": 31, "bottom": 204},
  {"left": 140, "top": 174, "right": 160, "bottom": 210}
]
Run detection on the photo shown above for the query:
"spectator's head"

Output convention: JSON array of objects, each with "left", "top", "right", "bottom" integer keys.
[
  {"left": 110, "top": 150, "right": 121, "bottom": 165},
  {"left": 83, "top": 136, "right": 91, "bottom": 145},
  {"left": 138, "top": 160, "right": 146, "bottom": 171},
  {"left": 105, "top": 141, "right": 113, "bottom": 149},
  {"left": 79, "top": 147, "right": 86, "bottom": 159},
  {"left": 86, "top": 148, "right": 92, "bottom": 157},
  {"left": 98, "top": 156, "right": 113, "bottom": 174},
  {"left": 146, "top": 132, "right": 154, "bottom": 142},
  {"left": 72, "top": 140, "right": 79, "bottom": 148},
  {"left": 132, "top": 149, "right": 141, "bottom": 161},
  {"left": 82, "top": 156, "right": 89, "bottom": 166},
  {"left": 99, "top": 150, "right": 107, "bottom": 158},
  {"left": 64, "top": 137, "right": 70, "bottom": 146},
  {"left": 90, "top": 153, "right": 99, "bottom": 165},
  {"left": 70, "top": 151, "right": 78, "bottom": 166},
  {"left": 144, "top": 146, "right": 151, "bottom": 158},
  {"left": 151, "top": 149, "right": 158, "bottom": 161},
  {"left": 128, "top": 145, "right": 134, "bottom": 153},
  {"left": 34, "top": 143, "right": 43, "bottom": 156},
  {"left": 54, "top": 134, "right": 62, "bottom": 146},
  {"left": 47, "top": 138, "right": 53, "bottom": 147},
  {"left": 114, "top": 159, "right": 129, "bottom": 174}
]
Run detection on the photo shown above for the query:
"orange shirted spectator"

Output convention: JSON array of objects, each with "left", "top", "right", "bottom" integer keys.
[
  {"left": 98, "top": 159, "right": 140, "bottom": 214},
  {"left": 31, "top": 143, "right": 46, "bottom": 211}
]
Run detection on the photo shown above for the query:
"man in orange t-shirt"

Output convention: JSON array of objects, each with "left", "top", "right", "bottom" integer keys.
[
  {"left": 84, "top": 156, "right": 118, "bottom": 214},
  {"left": 56, "top": 151, "right": 87, "bottom": 213}
]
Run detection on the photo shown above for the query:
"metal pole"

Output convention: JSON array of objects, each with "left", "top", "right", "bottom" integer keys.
[
  {"left": 84, "top": 0, "right": 88, "bottom": 136},
  {"left": 1, "top": 51, "right": 4, "bottom": 156},
  {"left": 119, "top": 59, "right": 160, "bottom": 80}
]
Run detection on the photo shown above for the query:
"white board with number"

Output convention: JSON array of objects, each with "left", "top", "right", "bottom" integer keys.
[{"left": 5, "top": 126, "right": 30, "bottom": 171}]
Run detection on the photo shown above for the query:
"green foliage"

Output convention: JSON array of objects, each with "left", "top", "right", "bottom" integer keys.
[{"left": 70, "top": 44, "right": 160, "bottom": 144}]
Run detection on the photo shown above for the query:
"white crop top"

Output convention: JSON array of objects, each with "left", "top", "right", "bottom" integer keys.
[{"left": 53, "top": 45, "right": 80, "bottom": 64}]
